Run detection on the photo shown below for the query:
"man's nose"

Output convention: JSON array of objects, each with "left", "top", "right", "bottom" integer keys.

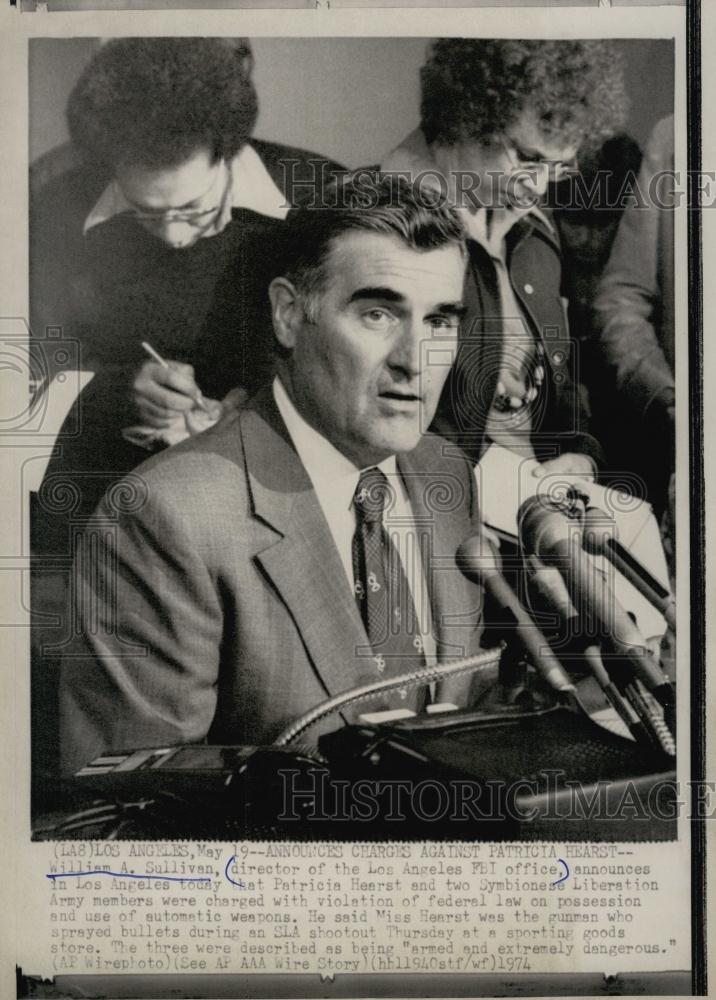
[
  {"left": 146, "top": 219, "right": 197, "bottom": 249},
  {"left": 387, "top": 321, "right": 424, "bottom": 377},
  {"left": 520, "top": 164, "right": 551, "bottom": 198}
]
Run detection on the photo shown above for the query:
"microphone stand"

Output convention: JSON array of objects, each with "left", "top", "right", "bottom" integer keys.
[{"left": 601, "top": 653, "right": 676, "bottom": 756}]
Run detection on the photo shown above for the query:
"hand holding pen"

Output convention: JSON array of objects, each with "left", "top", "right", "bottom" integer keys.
[{"left": 133, "top": 341, "right": 212, "bottom": 429}]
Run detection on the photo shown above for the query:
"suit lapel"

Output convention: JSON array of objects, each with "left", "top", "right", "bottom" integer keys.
[{"left": 240, "top": 395, "right": 373, "bottom": 698}]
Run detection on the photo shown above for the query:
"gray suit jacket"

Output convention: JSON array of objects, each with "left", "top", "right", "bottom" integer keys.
[{"left": 59, "top": 391, "right": 484, "bottom": 774}]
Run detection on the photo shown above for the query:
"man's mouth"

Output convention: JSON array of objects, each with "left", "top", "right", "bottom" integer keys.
[{"left": 379, "top": 390, "right": 422, "bottom": 403}]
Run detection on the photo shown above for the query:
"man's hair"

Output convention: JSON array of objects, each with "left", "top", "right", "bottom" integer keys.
[
  {"left": 420, "top": 39, "right": 628, "bottom": 150},
  {"left": 279, "top": 172, "right": 466, "bottom": 319},
  {"left": 67, "top": 37, "right": 258, "bottom": 172}
]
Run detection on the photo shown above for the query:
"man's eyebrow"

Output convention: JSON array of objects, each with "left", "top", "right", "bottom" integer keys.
[
  {"left": 347, "top": 288, "right": 465, "bottom": 317},
  {"left": 433, "top": 302, "right": 467, "bottom": 318},
  {"left": 348, "top": 287, "right": 406, "bottom": 305}
]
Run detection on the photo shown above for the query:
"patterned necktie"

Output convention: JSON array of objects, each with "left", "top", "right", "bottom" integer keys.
[{"left": 351, "top": 468, "right": 427, "bottom": 689}]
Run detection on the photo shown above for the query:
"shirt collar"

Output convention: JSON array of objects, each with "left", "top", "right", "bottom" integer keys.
[
  {"left": 83, "top": 142, "right": 289, "bottom": 236},
  {"left": 380, "top": 128, "right": 555, "bottom": 252},
  {"left": 272, "top": 376, "right": 399, "bottom": 515}
]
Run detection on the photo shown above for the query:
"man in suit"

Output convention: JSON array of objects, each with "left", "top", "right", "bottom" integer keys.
[{"left": 59, "top": 175, "right": 486, "bottom": 775}]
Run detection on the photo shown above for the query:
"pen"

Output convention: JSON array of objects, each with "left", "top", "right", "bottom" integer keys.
[{"left": 141, "top": 340, "right": 209, "bottom": 413}]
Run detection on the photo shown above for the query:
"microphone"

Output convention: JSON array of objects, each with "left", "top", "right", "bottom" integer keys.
[
  {"left": 518, "top": 496, "right": 674, "bottom": 710},
  {"left": 524, "top": 552, "right": 580, "bottom": 643},
  {"left": 582, "top": 505, "right": 676, "bottom": 631},
  {"left": 456, "top": 532, "right": 575, "bottom": 694},
  {"left": 524, "top": 553, "right": 657, "bottom": 747}
]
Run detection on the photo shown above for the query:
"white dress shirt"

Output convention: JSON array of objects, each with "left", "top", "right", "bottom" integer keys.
[{"left": 273, "top": 377, "right": 437, "bottom": 665}]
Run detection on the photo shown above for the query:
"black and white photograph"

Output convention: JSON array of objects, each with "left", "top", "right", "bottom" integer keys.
[
  {"left": 0, "top": 4, "right": 705, "bottom": 997},
  {"left": 27, "top": 33, "right": 680, "bottom": 843}
]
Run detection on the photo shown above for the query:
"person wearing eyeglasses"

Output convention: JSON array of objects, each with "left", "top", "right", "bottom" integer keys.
[
  {"left": 30, "top": 36, "right": 342, "bottom": 539},
  {"left": 381, "top": 39, "right": 629, "bottom": 477}
]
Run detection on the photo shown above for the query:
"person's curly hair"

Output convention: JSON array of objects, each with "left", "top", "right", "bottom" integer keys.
[
  {"left": 421, "top": 39, "right": 628, "bottom": 150},
  {"left": 67, "top": 37, "right": 258, "bottom": 172}
]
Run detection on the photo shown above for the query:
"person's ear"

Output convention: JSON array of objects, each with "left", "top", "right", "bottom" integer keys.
[{"left": 269, "top": 277, "right": 304, "bottom": 351}]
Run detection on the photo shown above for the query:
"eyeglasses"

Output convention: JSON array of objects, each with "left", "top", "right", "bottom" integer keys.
[
  {"left": 127, "top": 206, "right": 222, "bottom": 225},
  {"left": 121, "top": 162, "right": 230, "bottom": 227},
  {"left": 499, "top": 136, "right": 580, "bottom": 182}
]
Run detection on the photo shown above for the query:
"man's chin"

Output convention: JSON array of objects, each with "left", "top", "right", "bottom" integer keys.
[
  {"left": 347, "top": 413, "right": 430, "bottom": 466},
  {"left": 375, "top": 427, "right": 424, "bottom": 459}
]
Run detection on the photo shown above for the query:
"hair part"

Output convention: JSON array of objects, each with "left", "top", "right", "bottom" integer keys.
[
  {"left": 280, "top": 171, "right": 466, "bottom": 322},
  {"left": 420, "top": 39, "right": 628, "bottom": 151},
  {"left": 67, "top": 37, "right": 258, "bottom": 173}
]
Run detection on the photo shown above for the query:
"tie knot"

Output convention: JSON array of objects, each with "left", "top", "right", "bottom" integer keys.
[{"left": 353, "top": 468, "right": 392, "bottom": 523}]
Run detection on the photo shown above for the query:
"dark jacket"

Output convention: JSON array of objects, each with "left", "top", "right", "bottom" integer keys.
[
  {"left": 31, "top": 140, "right": 344, "bottom": 552},
  {"left": 434, "top": 211, "right": 603, "bottom": 467},
  {"left": 30, "top": 138, "right": 341, "bottom": 384},
  {"left": 590, "top": 116, "right": 674, "bottom": 514},
  {"left": 592, "top": 116, "right": 675, "bottom": 421}
]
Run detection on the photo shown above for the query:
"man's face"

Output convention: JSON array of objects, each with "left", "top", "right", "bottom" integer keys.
[
  {"left": 115, "top": 147, "right": 227, "bottom": 249},
  {"left": 447, "top": 106, "right": 579, "bottom": 212},
  {"left": 278, "top": 230, "right": 466, "bottom": 468}
]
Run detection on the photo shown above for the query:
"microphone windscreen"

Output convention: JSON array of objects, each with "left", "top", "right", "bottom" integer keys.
[{"left": 518, "top": 495, "right": 576, "bottom": 560}]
